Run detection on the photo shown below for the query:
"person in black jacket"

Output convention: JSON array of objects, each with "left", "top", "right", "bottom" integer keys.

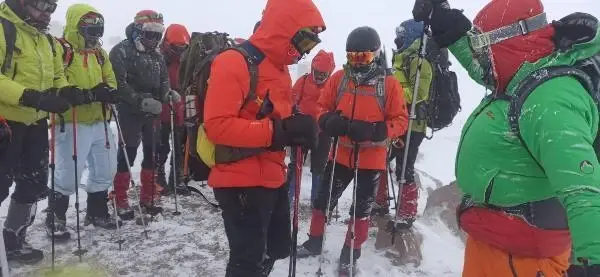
[{"left": 109, "top": 10, "right": 179, "bottom": 220}]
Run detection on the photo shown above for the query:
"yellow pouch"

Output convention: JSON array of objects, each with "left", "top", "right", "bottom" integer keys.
[{"left": 196, "top": 124, "right": 216, "bottom": 168}]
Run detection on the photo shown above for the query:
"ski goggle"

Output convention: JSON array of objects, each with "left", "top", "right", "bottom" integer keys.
[
  {"left": 312, "top": 69, "right": 330, "bottom": 83},
  {"left": 291, "top": 27, "right": 322, "bottom": 55},
  {"left": 142, "top": 31, "right": 163, "bottom": 42},
  {"left": 80, "top": 25, "right": 104, "bottom": 38},
  {"left": 168, "top": 44, "right": 187, "bottom": 55},
  {"left": 26, "top": 0, "right": 57, "bottom": 13},
  {"left": 347, "top": 51, "right": 377, "bottom": 66}
]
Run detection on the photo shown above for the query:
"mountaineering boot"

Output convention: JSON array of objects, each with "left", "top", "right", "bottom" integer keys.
[
  {"left": 156, "top": 164, "right": 167, "bottom": 189},
  {"left": 140, "top": 168, "right": 163, "bottom": 216},
  {"left": 259, "top": 256, "right": 276, "bottom": 277},
  {"left": 338, "top": 245, "right": 361, "bottom": 277},
  {"left": 4, "top": 200, "right": 43, "bottom": 264},
  {"left": 44, "top": 191, "right": 71, "bottom": 240},
  {"left": 162, "top": 161, "right": 191, "bottom": 196},
  {"left": 113, "top": 172, "right": 135, "bottom": 220},
  {"left": 396, "top": 182, "right": 419, "bottom": 228},
  {"left": 297, "top": 235, "right": 323, "bottom": 258},
  {"left": 85, "top": 190, "right": 121, "bottom": 229}
]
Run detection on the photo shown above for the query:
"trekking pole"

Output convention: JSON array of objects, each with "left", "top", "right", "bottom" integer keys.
[
  {"left": 316, "top": 136, "right": 339, "bottom": 277},
  {"left": 150, "top": 120, "right": 158, "bottom": 220},
  {"left": 110, "top": 105, "right": 150, "bottom": 237},
  {"left": 169, "top": 93, "right": 181, "bottom": 216},
  {"left": 390, "top": 18, "right": 431, "bottom": 246},
  {"left": 0, "top": 220, "right": 9, "bottom": 277},
  {"left": 387, "top": 147, "right": 397, "bottom": 210},
  {"left": 183, "top": 136, "right": 190, "bottom": 185},
  {"left": 288, "top": 145, "right": 304, "bottom": 277},
  {"left": 103, "top": 105, "right": 125, "bottom": 250},
  {"left": 349, "top": 144, "right": 360, "bottom": 277},
  {"left": 71, "top": 107, "right": 87, "bottom": 260},
  {"left": 49, "top": 113, "right": 57, "bottom": 270}
]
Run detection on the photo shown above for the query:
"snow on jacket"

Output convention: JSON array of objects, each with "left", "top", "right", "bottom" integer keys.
[
  {"left": 451, "top": 24, "right": 600, "bottom": 265},
  {"left": 392, "top": 39, "right": 432, "bottom": 133},
  {"left": 159, "top": 24, "right": 189, "bottom": 125},
  {"left": 318, "top": 69, "right": 408, "bottom": 170},
  {"left": 59, "top": 4, "right": 117, "bottom": 124},
  {"left": 109, "top": 23, "right": 170, "bottom": 116},
  {"left": 292, "top": 50, "right": 335, "bottom": 120},
  {"left": 203, "top": 0, "right": 325, "bottom": 189},
  {"left": 0, "top": 2, "right": 70, "bottom": 125}
]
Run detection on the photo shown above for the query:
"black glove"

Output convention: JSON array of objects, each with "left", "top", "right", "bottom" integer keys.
[
  {"left": 429, "top": 7, "right": 472, "bottom": 48},
  {"left": 552, "top": 12, "right": 598, "bottom": 52},
  {"left": 270, "top": 114, "right": 317, "bottom": 151},
  {"left": 348, "top": 120, "right": 376, "bottom": 142},
  {"left": 19, "top": 89, "right": 70, "bottom": 113},
  {"left": 56, "top": 86, "right": 90, "bottom": 105},
  {"left": 91, "top": 83, "right": 119, "bottom": 104},
  {"left": 0, "top": 119, "right": 10, "bottom": 154},
  {"left": 319, "top": 111, "right": 349, "bottom": 137},
  {"left": 567, "top": 264, "right": 600, "bottom": 277},
  {"left": 413, "top": 0, "right": 448, "bottom": 23},
  {"left": 371, "top": 121, "right": 388, "bottom": 142}
]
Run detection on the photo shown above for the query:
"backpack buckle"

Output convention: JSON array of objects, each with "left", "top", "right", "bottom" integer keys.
[{"left": 518, "top": 19, "right": 530, "bottom": 35}]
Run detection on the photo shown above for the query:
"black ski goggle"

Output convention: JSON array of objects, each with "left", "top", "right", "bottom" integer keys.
[
  {"left": 142, "top": 31, "right": 162, "bottom": 42},
  {"left": 291, "top": 27, "right": 322, "bottom": 55},
  {"left": 312, "top": 69, "right": 330, "bottom": 83},
  {"left": 27, "top": 0, "right": 57, "bottom": 13},
  {"left": 169, "top": 44, "right": 187, "bottom": 55},
  {"left": 80, "top": 25, "right": 104, "bottom": 38}
]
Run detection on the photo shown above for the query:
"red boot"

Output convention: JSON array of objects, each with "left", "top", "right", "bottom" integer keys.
[
  {"left": 112, "top": 172, "right": 134, "bottom": 220},
  {"left": 397, "top": 182, "right": 419, "bottom": 226},
  {"left": 140, "top": 169, "right": 163, "bottom": 215}
]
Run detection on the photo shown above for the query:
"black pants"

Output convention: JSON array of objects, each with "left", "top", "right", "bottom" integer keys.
[
  {"left": 214, "top": 184, "right": 291, "bottom": 277},
  {"left": 391, "top": 132, "right": 425, "bottom": 184},
  {"left": 0, "top": 120, "right": 49, "bottom": 204},
  {"left": 310, "top": 132, "right": 332, "bottom": 176},
  {"left": 312, "top": 162, "right": 381, "bottom": 218},
  {"left": 116, "top": 115, "right": 161, "bottom": 172},
  {"left": 157, "top": 123, "right": 185, "bottom": 184}
]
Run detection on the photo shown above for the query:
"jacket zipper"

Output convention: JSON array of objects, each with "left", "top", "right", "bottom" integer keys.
[
  {"left": 484, "top": 178, "right": 495, "bottom": 204},
  {"left": 11, "top": 63, "right": 17, "bottom": 80}
]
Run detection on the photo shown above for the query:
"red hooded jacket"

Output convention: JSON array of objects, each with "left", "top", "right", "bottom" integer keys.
[
  {"left": 160, "top": 24, "right": 190, "bottom": 125},
  {"left": 203, "top": 0, "right": 326, "bottom": 188},
  {"left": 292, "top": 50, "right": 335, "bottom": 120}
]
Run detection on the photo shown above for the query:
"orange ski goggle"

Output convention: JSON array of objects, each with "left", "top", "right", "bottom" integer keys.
[{"left": 347, "top": 51, "right": 377, "bottom": 66}]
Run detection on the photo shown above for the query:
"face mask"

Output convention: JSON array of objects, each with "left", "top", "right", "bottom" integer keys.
[
  {"left": 468, "top": 29, "right": 496, "bottom": 88},
  {"left": 141, "top": 31, "right": 162, "bottom": 50},
  {"left": 79, "top": 15, "right": 104, "bottom": 49},
  {"left": 312, "top": 69, "right": 330, "bottom": 84}
]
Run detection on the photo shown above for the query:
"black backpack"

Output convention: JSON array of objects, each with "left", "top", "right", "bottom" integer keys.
[
  {"left": 507, "top": 52, "right": 600, "bottom": 160},
  {"left": 401, "top": 39, "right": 461, "bottom": 137}
]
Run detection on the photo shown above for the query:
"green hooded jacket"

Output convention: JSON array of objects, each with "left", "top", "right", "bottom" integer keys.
[
  {"left": 0, "top": 3, "right": 70, "bottom": 125},
  {"left": 58, "top": 4, "right": 117, "bottom": 124},
  {"left": 450, "top": 26, "right": 600, "bottom": 264},
  {"left": 392, "top": 39, "right": 432, "bottom": 133}
]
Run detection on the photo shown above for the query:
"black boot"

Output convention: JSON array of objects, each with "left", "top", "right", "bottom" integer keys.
[
  {"left": 338, "top": 245, "right": 361, "bottom": 277},
  {"left": 297, "top": 235, "right": 323, "bottom": 258},
  {"left": 4, "top": 199, "right": 44, "bottom": 264},
  {"left": 85, "top": 191, "right": 121, "bottom": 229},
  {"left": 45, "top": 191, "right": 71, "bottom": 240},
  {"left": 156, "top": 165, "right": 167, "bottom": 189}
]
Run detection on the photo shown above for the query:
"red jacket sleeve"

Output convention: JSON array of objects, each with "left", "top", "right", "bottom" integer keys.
[
  {"left": 203, "top": 51, "right": 273, "bottom": 148},
  {"left": 291, "top": 75, "right": 306, "bottom": 106},
  {"left": 384, "top": 76, "right": 409, "bottom": 138}
]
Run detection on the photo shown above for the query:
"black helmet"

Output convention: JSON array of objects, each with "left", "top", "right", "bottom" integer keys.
[{"left": 346, "top": 26, "right": 381, "bottom": 52}]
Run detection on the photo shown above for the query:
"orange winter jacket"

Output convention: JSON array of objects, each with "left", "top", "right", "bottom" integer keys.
[
  {"left": 293, "top": 50, "right": 335, "bottom": 120},
  {"left": 318, "top": 70, "right": 408, "bottom": 170},
  {"left": 203, "top": 0, "right": 325, "bottom": 188}
]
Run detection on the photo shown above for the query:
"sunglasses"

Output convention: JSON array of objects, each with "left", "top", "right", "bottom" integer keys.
[
  {"left": 347, "top": 51, "right": 377, "bottom": 66},
  {"left": 142, "top": 31, "right": 163, "bottom": 42},
  {"left": 291, "top": 28, "right": 322, "bottom": 55},
  {"left": 27, "top": 0, "right": 57, "bottom": 13}
]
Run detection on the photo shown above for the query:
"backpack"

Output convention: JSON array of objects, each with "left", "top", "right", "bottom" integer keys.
[
  {"left": 55, "top": 38, "right": 105, "bottom": 68},
  {"left": 402, "top": 39, "right": 460, "bottom": 137},
  {"left": 178, "top": 31, "right": 266, "bottom": 168},
  {"left": 0, "top": 16, "right": 56, "bottom": 76},
  {"left": 507, "top": 52, "right": 600, "bottom": 160}
]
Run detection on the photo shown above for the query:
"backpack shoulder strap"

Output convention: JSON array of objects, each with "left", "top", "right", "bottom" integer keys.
[
  {"left": 231, "top": 41, "right": 265, "bottom": 109},
  {"left": 0, "top": 17, "right": 16, "bottom": 75},
  {"left": 46, "top": 34, "right": 56, "bottom": 57},
  {"left": 375, "top": 76, "right": 386, "bottom": 115},
  {"left": 56, "top": 38, "right": 74, "bottom": 68},
  {"left": 335, "top": 73, "right": 349, "bottom": 109},
  {"left": 508, "top": 66, "right": 595, "bottom": 136},
  {"left": 94, "top": 49, "right": 106, "bottom": 66}
]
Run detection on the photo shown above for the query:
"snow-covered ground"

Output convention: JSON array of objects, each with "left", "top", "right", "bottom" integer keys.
[{"left": 1, "top": 121, "right": 466, "bottom": 277}]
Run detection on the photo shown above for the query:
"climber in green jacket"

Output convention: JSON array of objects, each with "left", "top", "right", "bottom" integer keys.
[{"left": 413, "top": 0, "right": 600, "bottom": 275}]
